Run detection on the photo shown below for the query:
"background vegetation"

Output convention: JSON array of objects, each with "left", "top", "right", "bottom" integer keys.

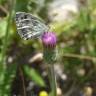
[{"left": 0, "top": 0, "right": 96, "bottom": 96}]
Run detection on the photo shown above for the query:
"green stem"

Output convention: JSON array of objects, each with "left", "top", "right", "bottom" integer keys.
[
  {"left": 44, "top": 47, "right": 57, "bottom": 96},
  {"left": 48, "top": 64, "right": 57, "bottom": 96},
  {"left": 0, "top": 0, "right": 16, "bottom": 95},
  {"left": 19, "top": 67, "right": 26, "bottom": 96},
  {"left": 1, "top": 0, "right": 15, "bottom": 64}
]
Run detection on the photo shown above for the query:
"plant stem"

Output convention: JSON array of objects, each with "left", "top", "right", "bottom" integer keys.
[
  {"left": 62, "top": 53, "right": 96, "bottom": 61},
  {"left": 1, "top": 0, "right": 15, "bottom": 64},
  {"left": 48, "top": 64, "right": 57, "bottom": 96},
  {"left": 0, "top": 0, "right": 16, "bottom": 95},
  {"left": 43, "top": 47, "right": 57, "bottom": 96},
  {"left": 50, "top": 64, "right": 57, "bottom": 96},
  {"left": 19, "top": 68, "right": 26, "bottom": 96}
]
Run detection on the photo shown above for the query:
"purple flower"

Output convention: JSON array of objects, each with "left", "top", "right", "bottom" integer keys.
[{"left": 41, "top": 32, "right": 57, "bottom": 48}]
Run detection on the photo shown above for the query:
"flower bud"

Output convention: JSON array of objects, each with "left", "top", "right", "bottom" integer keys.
[{"left": 41, "top": 32, "right": 57, "bottom": 48}]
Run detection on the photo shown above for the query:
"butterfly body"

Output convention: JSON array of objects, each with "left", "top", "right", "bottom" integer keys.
[{"left": 15, "top": 12, "right": 49, "bottom": 40}]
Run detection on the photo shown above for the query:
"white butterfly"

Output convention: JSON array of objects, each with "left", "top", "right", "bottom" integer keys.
[{"left": 15, "top": 12, "right": 49, "bottom": 40}]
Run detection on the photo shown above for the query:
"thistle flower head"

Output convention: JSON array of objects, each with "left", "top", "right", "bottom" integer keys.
[{"left": 41, "top": 32, "right": 57, "bottom": 48}]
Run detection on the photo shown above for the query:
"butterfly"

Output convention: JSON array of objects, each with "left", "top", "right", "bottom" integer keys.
[{"left": 15, "top": 12, "right": 49, "bottom": 40}]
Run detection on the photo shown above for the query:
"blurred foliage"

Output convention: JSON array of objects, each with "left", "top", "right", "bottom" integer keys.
[
  {"left": 0, "top": 0, "right": 96, "bottom": 95},
  {"left": 24, "top": 65, "right": 45, "bottom": 87}
]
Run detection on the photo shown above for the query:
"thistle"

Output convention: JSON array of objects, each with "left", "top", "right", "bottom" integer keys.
[
  {"left": 42, "top": 32, "right": 57, "bottom": 64},
  {"left": 42, "top": 32, "right": 57, "bottom": 96}
]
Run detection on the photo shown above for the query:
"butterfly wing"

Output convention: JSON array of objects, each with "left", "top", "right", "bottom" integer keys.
[{"left": 15, "top": 12, "right": 49, "bottom": 40}]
